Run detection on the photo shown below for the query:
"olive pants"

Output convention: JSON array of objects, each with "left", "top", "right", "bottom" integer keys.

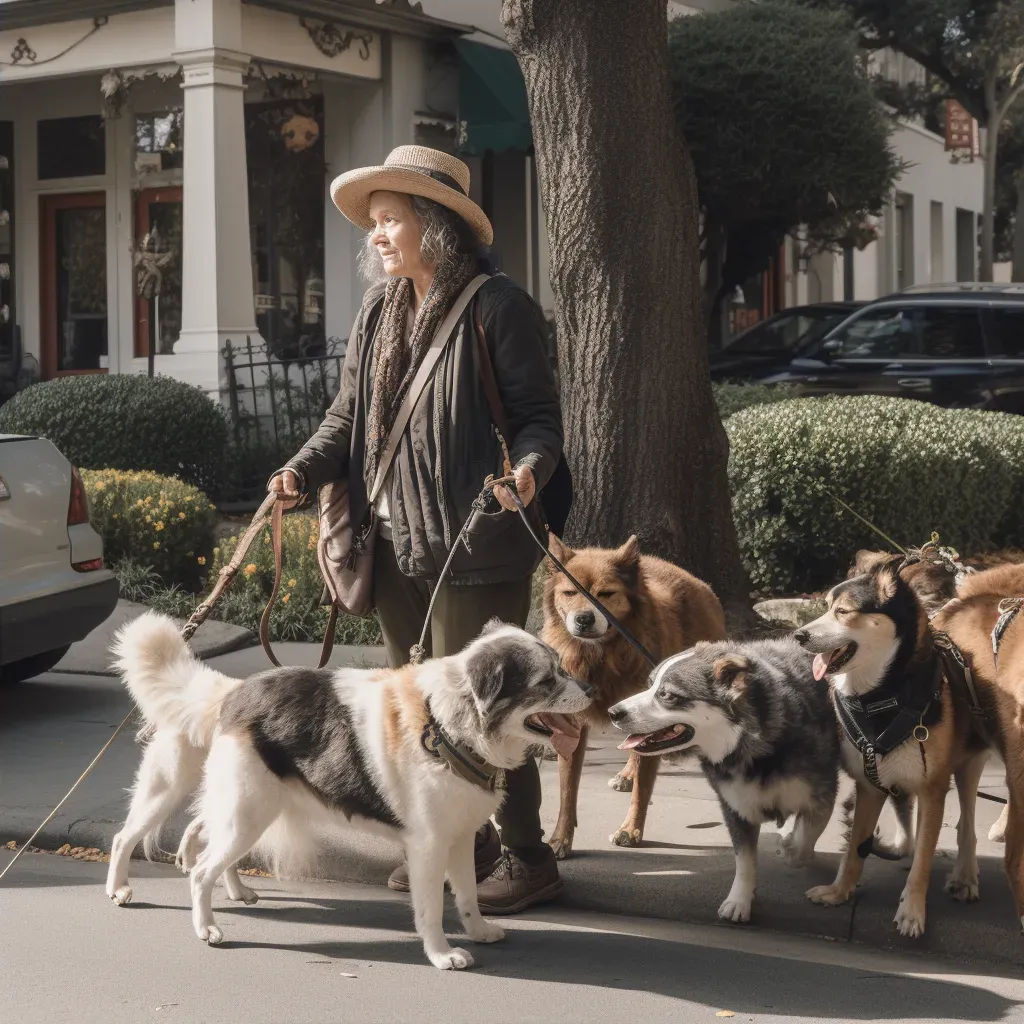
[{"left": 373, "top": 538, "right": 546, "bottom": 853}]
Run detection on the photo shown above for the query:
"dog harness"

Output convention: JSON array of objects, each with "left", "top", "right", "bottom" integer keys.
[
  {"left": 420, "top": 714, "right": 503, "bottom": 793},
  {"left": 992, "top": 598, "right": 1024, "bottom": 670},
  {"left": 933, "top": 630, "right": 997, "bottom": 749},
  {"left": 832, "top": 659, "right": 943, "bottom": 800}
]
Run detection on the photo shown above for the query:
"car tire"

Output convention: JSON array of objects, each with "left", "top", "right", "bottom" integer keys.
[{"left": 0, "top": 646, "right": 72, "bottom": 685}]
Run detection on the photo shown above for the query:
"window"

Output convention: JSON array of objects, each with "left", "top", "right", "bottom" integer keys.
[
  {"left": 135, "top": 111, "right": 183, "bottom": 174},
  {"left": 726, "top": 309, "right": 848, "bottom": 355},
  {"left": 830, "top": 307, "right": 917, "bottom": 359},
  {"left": 986, "top": 309, "right": 1024, "bottom": 358},
  {"left": 893, "top": 193, "right": 914, "bottom": 290},
  {"left": 917, "top": 308, "right": 983, "bottom": 359},
  {"left": 0, "top": 122, "right": 12, "bottom": 362},
  {"left": 37, "top": 116, "right": 105, "bottom": 179}
]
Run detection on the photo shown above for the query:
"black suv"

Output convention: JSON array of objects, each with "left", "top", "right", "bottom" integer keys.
[
  {"left": 764, "top": 284, "right": 1024, "bottom": 414},
  {"left": 710, "top": 302, "right": 862, "bottom": 381}
]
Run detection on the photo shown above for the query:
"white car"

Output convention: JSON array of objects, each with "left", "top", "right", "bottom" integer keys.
[{"left": 0, "top": 433, "right": 118, "bottom": 683}]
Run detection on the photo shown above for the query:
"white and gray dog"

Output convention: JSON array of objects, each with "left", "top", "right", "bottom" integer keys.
[
  {"left": 107, "top": 612, "right": 592, "bottom": 970},
  {"left": 608, "top": 639, "right": 839, "bottom": 924}
]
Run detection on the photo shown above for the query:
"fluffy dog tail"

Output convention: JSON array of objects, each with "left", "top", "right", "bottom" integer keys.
[{"left": 111, "top": 611, "right": 238, "bottom": 747}]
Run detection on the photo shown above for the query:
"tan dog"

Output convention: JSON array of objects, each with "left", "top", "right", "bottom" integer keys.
[
  {"left": 541, "top": 535, "right": 726, "bottom": 858},
  {"left": 930, "top": 561, "right": 1024, "bottom": 925}
]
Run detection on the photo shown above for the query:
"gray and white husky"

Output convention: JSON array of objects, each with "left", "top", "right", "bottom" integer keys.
[{"left": 608, "top": 639, "right": 839, "bottom": 924}]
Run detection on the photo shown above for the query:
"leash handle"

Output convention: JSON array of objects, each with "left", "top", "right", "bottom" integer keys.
[{"left": 260, "top": 499, "right": 336, "bottom": 670}]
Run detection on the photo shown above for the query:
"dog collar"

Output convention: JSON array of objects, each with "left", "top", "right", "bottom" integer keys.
[{"left": 421, "top": 714, "right": 503, "bottom": 793}]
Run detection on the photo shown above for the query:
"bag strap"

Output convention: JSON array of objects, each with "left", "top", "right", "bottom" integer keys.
[
  {"left": 473, "top": 297, "right": 513, "bottom": 477},
  {"left": 368, "top": 274, "right": 490, "bottom": 504},
  {"left": 260, "top": 500, "right": 337, "bottom": 670}
]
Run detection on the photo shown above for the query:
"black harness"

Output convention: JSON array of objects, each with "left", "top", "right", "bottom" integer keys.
[
  {"left": 992, "top": 598, "right": 1024, "bottom": 670},
  {"left": 833, "top": 660, "right": 943, "bottom": 800},
  {"left": 933, "top": 630, "right": 997, "bottom": 749}
]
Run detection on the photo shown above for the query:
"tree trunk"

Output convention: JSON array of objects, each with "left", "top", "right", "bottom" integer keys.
[
  {"left": 500, "top": 0, "right": 755, "bottom": 629},
  {"left": 980, "top": 73, "right": 999, "bottom": 282},
  {"left": 1012, "top": 171, "right": 1024, "bottom": 282}
]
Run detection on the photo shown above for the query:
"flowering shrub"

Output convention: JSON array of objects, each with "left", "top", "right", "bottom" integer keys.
[
  {"left": 210, "top": 512, "right": 382, "bottom": 645},
  {"left": 726, "top": 395, "right": 1024, "bottom": 594},
  {"left": 82, "top": 469, "right": 218, "bottom": 588}
]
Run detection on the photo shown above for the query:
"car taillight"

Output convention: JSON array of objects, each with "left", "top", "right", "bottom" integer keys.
[
  {"left": 73, "top": 557, "right": 104, "bottom": 572},
  {"left": 68, "top": 466, "right": 90, "bottom": 526}
]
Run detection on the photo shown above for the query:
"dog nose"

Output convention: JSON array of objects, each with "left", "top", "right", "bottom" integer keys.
[
  {"left": 608, "top": 704, "right": 625, "bottom": 722},
  {"left": 575, "top": 610, "right": 595, "bottom": 629},
  {"left": 793, "top": 628, "right": 809, "bottom": 645}
]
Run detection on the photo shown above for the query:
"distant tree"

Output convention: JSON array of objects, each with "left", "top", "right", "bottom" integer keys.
[
  {"left": 798, "top": 0, "right": 1024, "bottom": 280},
  {"left": 669, "top": 2, "right": 901, "bottom": 346}
]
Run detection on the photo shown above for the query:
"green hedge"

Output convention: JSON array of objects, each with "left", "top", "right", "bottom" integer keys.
[
  {"left": 712, "top": 381, "right": 796, "bottom": 421},
  {"left": 82, "top": 469, "right": 218, "bottom": 588},
  {"left": 0, "top": 374, "right": 228, "bottom": 495},
  {"left": 727, "top": 395, "right": 1024, "bottom": 594}
]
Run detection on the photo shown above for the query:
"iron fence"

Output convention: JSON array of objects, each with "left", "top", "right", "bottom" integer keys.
[{"left": 220, "top": 334, "right": 345, "bottom": 502}]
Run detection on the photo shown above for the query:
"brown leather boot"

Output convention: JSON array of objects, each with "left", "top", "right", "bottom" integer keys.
[
  {"left": 387, "top": 820, "right": 501, "bottom": 893},
  {"left": 474, "top": 847, "right": 563, "bottom": 915}
]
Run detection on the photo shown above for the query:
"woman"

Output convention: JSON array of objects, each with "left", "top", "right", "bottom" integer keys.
[{"left": 269, "top": 146, "right": 565, "bottom": 914}]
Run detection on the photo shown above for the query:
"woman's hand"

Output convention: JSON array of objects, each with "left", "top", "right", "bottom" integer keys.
[
  {"left": 493, "top": 464, "right": 536, "bottom": 512},
  {"left": 268, "top": 470, "right": 302, "bottom": 510}
]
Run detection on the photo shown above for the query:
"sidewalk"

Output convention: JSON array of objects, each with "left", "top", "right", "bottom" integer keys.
[{"left": 8, "top": 627, "right": 1023, "bottom": 971}]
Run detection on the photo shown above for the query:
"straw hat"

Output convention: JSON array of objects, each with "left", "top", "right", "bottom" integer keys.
[{"left": 330, "top": 145, "right": 493, "bottom": 246}]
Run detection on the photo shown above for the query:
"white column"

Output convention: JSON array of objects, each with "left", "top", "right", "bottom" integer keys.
[{"left": 170, "top": 0, "right": 257, "bottom": 392}]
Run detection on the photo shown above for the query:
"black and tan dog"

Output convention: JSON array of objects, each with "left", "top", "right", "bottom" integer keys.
[{"left": 794, "top": 555, "right": 993, "bottom": 938}]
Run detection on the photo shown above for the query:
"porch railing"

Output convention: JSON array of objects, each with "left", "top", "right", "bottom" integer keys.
[{"left": 220, "top": 335, "right": 345, "bottom": 503}]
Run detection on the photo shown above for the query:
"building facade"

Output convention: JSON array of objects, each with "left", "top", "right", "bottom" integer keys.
[{"left": 0, "top": 0, "right": 541, "bottom": 397}]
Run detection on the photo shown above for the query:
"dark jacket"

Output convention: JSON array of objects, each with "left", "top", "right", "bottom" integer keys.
[{"left": 285, "top": 274, "right": 563, "bottom": 585}]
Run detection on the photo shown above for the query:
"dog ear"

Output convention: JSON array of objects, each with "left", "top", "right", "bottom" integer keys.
[
  {"left": 465, "top": 645, "right": 527, "bottom": 713},
  {"left": 876, "top": 562, "right": 901, "bottom": 602},
  {"left": 547, "top": 533, "right": 574, "bottom": 571},
  {"left": 850, "top": 550, "right": 889, "bottom": 578},
  {"left": 614, "top": 535, "right": 641, "bottom": 586},
  {"left": 712, "top": 654, "right": 751, "bottom": 702},
  {"left": 479, "top": 617, "right": 507, "bottom": 638}
]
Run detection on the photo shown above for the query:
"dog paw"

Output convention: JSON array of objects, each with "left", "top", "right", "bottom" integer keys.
[
  {"left": 550, "top": 834, "right": 574, "bottom": 861},
  {"left": 608, "top": 772, "right": 634, "bottom": 793},
  {"left": 944, "top": 869, "right": 980, "bottom": 903},
  {"left": 806, "top": 884, "right": 852, "bottom": 907},
  {"left": 197, "top": 924, "right": 224, "bottom": 946},
  {"left": 989, "top": 819, "right": 1008, "bottom": 844},
  {"left": 718, "top": 898, "right": 752, "bottom": 923},
  {"left": 610, "top": 827, "right": 642, "bottom": 848},
  {"left": 467, "top": 920, "right": 505, "bottom": 944},
  {"left": 107, "top": 885, "right": 132, "bottom": 907},
  {"left": 894, "top": 900, "right": 926, "bottom": 938},
  {"left": 430, "top": 947, "right": 474, "bottom": 970},
  {"left": 228, "top": 883, "right": 259, "bottom": 905},
  {"left": 780, "top": 832, "right": 814, "bottom": 868}
]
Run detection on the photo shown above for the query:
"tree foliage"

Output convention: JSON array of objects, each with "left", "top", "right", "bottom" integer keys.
[{"left": 668, "top": 2, "right": 901, "bottom": 339}]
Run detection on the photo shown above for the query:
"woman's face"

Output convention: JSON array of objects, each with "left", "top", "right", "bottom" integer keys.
[{"left": 368, "top": 191, "right": 431, "bottom": 281}]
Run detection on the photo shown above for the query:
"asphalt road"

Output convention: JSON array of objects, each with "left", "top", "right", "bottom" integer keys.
[{"left": 3, "top": 850, "right": 1024, "bottom": 1024}]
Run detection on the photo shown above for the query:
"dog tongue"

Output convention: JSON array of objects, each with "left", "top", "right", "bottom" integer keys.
[
  {"left": 813, "top": 653, "right": 828, "bottom": 682},
  {"left": 534, "top": 713, "right": 581, "bottom": 758},
  {"left": 618, "top": 734, "right": 647, "bottom": 750}
]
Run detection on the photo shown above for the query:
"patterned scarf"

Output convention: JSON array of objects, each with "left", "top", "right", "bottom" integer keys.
[{"left": 364, "top": 253, "right": 477, "bottom": 496}]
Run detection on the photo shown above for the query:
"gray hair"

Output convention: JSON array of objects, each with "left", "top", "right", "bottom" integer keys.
[{"left": 358, "top": 195, "right": 478, "bottom": 284}]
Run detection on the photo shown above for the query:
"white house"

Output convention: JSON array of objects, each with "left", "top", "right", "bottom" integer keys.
[{"left": 0, "top": 0, "right": 541, "bottom": 397}]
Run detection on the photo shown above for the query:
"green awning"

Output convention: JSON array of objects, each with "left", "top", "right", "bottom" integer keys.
[{"left": 455, "top": 39, "right": 532, "bottom": 156}]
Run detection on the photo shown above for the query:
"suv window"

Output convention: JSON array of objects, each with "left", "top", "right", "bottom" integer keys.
[
  {"left": 917, "top": 308, "right": 984, "bottom": 359},
  {"left": 986, "top": 308, "right": 1024, "bottom": 358},
  {"left": 829, "top": 307, "right": 917, "bottom": 359}
]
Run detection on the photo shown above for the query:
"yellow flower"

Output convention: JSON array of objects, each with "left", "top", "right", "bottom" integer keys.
[
  {"left": 155, "top": 522, "right": 164, "bottom": 532},
  {"left": 197, "top": 556, "right": 206, "bottom": 566},
  {"left": 281, "top": 593, "right": 290, "bottom": 604},
  {"left": 112, "top": 513, "right": 119, "bottom": 520},
  {"left": 145, "top": 516, "right": 152, "bottom": 523},
  {"left": 184, "top": 496, "right": 193, "bottom": 503},
  {"left": 135, "top": 499, "right": 144, "bottom": 508},
  {"left": 153, "top": 542, "right": 160, "bottom": 550},
  {"left": 287, "top": 578, "right": 297, "bottom": 588},
  {"left": 179, "top": 512, "right": 186, "bottom": 520},
  {"left": 243, "top": 563, "right": 258, "bottom": 578},
  {"left": 94, "top": 481, "right": 106, "bottom": 491}
]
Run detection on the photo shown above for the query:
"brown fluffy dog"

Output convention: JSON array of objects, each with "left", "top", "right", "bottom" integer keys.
[
  {"left": 931, "top": 561, "right": 1024, "bottom": 926},
  {"left": 541, "top": 535, "right": 726, "bottom": 858}
]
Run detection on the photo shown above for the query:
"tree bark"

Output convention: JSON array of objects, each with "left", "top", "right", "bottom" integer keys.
[
  {"left": 980, "top": 70, "right": 999, "bottom": 282},
  {"left": 1012, "top": 171, "right": 1024, "bottom": 282},
  {"left": 500, "top": 0, "right": 755, "bottom": 628}
]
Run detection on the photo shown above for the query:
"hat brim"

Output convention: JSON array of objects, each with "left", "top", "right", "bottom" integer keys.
[{"left": 330, "top": 167, "right": 494, "bottom": 246}]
